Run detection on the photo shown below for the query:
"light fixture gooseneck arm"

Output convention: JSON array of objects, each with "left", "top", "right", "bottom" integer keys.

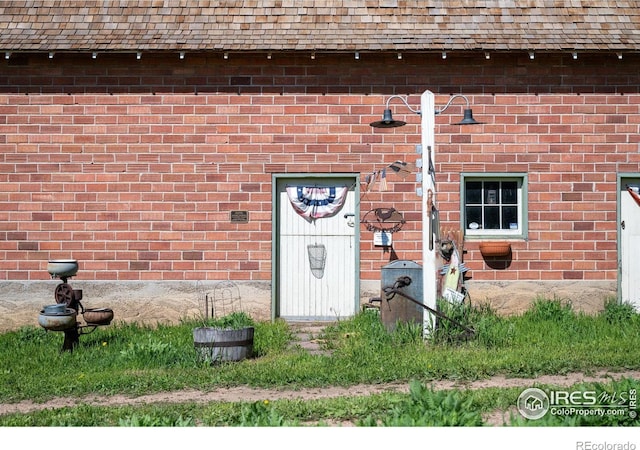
[
  {"left": 371, "top": 92, "right": 480, "bottom": 128},
  {"left": 434, "top": 94, "right": 471, "bottom": 115},
  {"left": 385, "top": 95, "right": 421, "bottom": 115},
  {"left": 385, "top": 93, "right": 470, "bottom": 116}
]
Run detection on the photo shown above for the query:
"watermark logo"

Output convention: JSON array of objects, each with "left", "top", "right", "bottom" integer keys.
[
  {"left": 517, "top": 387, "right": 550, "bottom": 420},
  {"left": 517, "top": 386, "right": 637, "bottom": 420},
  {"left": 576, "top": 442, "right": 636, "bottom": 450}
]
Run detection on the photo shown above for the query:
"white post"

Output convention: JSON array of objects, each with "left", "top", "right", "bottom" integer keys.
[{"left": 421, "top": 90, "right": 437, "bottom": 336}]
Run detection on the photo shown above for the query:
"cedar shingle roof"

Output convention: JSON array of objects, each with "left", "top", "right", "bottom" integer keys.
[{"left": 1, "top": 0, "right": 639, "bottom": 53}]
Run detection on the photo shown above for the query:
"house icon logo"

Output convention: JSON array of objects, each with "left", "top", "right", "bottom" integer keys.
[{"left": 517, "top": 388, "right": 550, "bottom": 420}]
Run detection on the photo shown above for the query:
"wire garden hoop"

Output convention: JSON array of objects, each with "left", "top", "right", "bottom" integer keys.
[{"left": 196, "top": 280, "right": 243, "bottom": 321}]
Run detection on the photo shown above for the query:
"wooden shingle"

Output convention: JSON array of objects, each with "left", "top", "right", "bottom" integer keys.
[{"left": 0, "top": 0, "right": 639, "bottom": 53}]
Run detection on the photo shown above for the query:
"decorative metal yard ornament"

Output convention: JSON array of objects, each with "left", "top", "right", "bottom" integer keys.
[
  {"left": 361, "top": 207, "right": 406, "bottom": 234},
  {"left": 370, "top": 91, "right": 482, "bottom": 337}
]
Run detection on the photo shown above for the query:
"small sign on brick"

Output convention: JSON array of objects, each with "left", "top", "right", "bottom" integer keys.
[{"left": 230, "top": 210, "right": 249, "bottom": 223}]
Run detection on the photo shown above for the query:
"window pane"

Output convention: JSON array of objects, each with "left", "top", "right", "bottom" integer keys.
[
  {"left": 466, "top": 181, "right": 482, "bottom": 204},
  {"left": 502, "top": 182, "right": 518, "bottom": 204},
  {"left": 502, "top": 206, "right": 518, "bottom": 230},
  {"left": 463, "top": 176, "right": 524, "bottom": 236},
  {"left": 466, "top": 206, "right": 482, "bottom": 229},
  {"left": 484, "top": 181, "right": 499, "bottom": 204},
  {"left": 484, "top": 206, "right": 500, "bottom": 229}
]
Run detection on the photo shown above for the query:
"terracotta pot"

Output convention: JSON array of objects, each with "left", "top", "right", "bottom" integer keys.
[
  {"left": 479, "top": 242, "right": 512, "bottom": 258},
  {"left": 83, "top": 308, "right": 114, "bottom": 325}
]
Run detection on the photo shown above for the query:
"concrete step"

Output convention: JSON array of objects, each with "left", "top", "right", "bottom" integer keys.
[{"left": 287, "top": 322, "right": 335, "bottom": 356}]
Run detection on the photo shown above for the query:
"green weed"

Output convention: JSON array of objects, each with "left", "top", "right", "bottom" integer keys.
[
  {"left": 428, "top": 298, "right": 475, "bottom": 345},
  {"left": 118, "top": 413, "right": 195, "bottom": 427},
  {"left": 198, "top": 311, "right": 255, "bottom": 329},
  {"left": 252, "top": 318, "right": 293, "bottom": 357},
  {"left": 523, "top": 296, "right": 575, "bottom": 322},
  {"left": 601, "top": 297, "right": 638, "bottom": 324},
  {"left": 357, "top": 380, "right": 484, "bottom": 426},
  {"left": 237, "top": 399, "right": 298, "bottom": 426}
]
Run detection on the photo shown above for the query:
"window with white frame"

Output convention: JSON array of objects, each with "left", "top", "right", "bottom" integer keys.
[{"left": 461, "top": 174, "right": 527, "bottom": 238}]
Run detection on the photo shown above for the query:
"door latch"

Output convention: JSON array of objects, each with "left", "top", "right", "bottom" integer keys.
[
  {"left": 344, "top": 213, "right": 355, "bottom": 227},
  {"left": 621, "top": 220, "right": 625, "bottom": 230}
]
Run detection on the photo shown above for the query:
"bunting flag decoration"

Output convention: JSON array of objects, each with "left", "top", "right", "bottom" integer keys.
[
  {"left": 379, "top": 168, "right": 388, "bottom": 192},
  {"left": 387, "top": 160, "right": 415, "bottom": 179},
  {"left": 365, "top": 171, "right": 377, "bottom": 193},
  {"left": 286, "top": 186, "right": 348, "bottom": 223},
  {"left": 362, "top": 161, "right": 416, "bottom": 195}
]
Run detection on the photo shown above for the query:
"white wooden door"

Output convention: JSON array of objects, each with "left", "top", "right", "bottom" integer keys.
[
  {"left": 620, "top": 177, "right": 640, "bottom": 311},
  {"left": 277, "top": 177, "right": 357, "bottom": 320}
]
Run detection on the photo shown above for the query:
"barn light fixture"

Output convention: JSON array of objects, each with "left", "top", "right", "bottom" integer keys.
[
  {"left": 179, "top": 51, "right": 185, "bottom": 60},
  {"left": 572, "top": 52, "right": 578, "bottom": 60},
  {"left": 369, "top": 91, "right": 482, "bottom": 336},
  {"left": 442, "top": 51, "right": 447, "bottom": 59},
  {"left": 223, "top": 52, "right": 229, "bottom": 60},
  {"left": 92, "top": 52, "right": 98, "bottom": 59},
  {"left": 136, "top": 52, "right": 142, "bottom": 60},
  {"left": 355, "top": 52, "right": 360, "bottom": 60},
  {"left": 48, "top": 52, "right": 55, "bottom": 59},
  {"left": 529, "top": 51, "right": 535, "bottom": 60},
  {"left": 485, "top": 51, "right": 491, "bottom": 60},
  {"left": 369, "top": 93, "right": 481, "bottom": 128},
  {"left": 5, "top": 52, "right": 10, "bottom": 60},
  {"left": 617, "top": 52, "right": 623, "bottom": 60}
]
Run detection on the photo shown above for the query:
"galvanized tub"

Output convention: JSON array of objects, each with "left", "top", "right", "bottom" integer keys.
[
  {"left": 38, "top": 308, "right": 77, "bottom": 331},
  {"left": 47, "top": 259, "right": 78, "bottom": 278},
  {"left": 43, "top": 304, "right": 67, "bottom": 315},
  {"left": 193, "top": 326, "right": 254, "bottom": 364},
  {"left": 380, "top": 260, "right": 424, "bottom": 332}
]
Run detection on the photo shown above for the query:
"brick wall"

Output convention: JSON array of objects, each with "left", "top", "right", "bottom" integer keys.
[{"left": 0, "top": 52, "right": 638, "bottom": 287}]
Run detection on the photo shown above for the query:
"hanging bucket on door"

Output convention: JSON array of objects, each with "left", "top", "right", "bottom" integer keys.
[{"left": 307, "top": 244, "right": 327, "bottom": 279}]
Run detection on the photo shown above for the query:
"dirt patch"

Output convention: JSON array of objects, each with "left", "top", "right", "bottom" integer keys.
[{"left": 2, "top": 369, "right": 638, "bottom": 420}]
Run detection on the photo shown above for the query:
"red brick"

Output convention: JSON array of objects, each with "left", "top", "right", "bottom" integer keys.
[{"left": 0, "top": 54, "right": 637, "bottom": 286}]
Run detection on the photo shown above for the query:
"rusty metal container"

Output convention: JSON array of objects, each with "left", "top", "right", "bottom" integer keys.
[
  {"left": 38, "top": 308, "right": 77, "bottom": 331},
  {"left": 380, "top": 260, "right": 423, "bottom": 332},
  {"left": 83, "top": 308, "right": 114, "bottom": 326}
]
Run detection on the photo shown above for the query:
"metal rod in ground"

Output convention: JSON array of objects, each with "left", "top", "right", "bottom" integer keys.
[{"left": 383, "top": 287, "right": 475, "bottom": 336}]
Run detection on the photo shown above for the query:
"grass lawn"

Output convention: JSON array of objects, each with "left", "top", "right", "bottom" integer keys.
[{"left": 0, "top": 297, "right": 638, "bottom": 428}]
